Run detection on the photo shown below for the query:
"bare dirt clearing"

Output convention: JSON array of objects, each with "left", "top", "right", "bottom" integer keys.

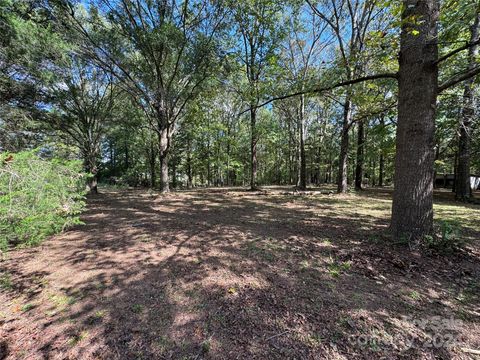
[{"left": 1, "top": 187, "right": 479, "bottom": 359}]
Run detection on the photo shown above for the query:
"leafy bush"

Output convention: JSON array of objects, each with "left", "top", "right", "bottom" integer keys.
[
  {"left": 0, "top": 150, "right": 86, "bottom": 252},
  {"left": 424, "top": 219, "right": 466, "bottom": 253}
]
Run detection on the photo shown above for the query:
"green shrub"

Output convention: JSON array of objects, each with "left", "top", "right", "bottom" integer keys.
[
  {"left": 425, "top": 219, "right": 466, "bottom": 253},
  {"left": 0, "top": 150, "right": 86, "bottom": 252}
]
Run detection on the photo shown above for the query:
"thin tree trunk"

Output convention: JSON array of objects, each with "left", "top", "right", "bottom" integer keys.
[
  {"left": 172, "top": 159, "right": 177, "bottom": 189},
  {"left": 379, "top": 153, "right": 384, "bottom": 187},
  {"left": 372, "top": 157, "right": 376, "bottom": 187},
  {"left": 433, "top": 145, "right": 440, "bottom": 189},
  {"left": 187, "top": 139, "right": 193, "bottom": 188},
  {"left": 250, "top": 106, "right": 258, "bottom": 190},
  {"left": 125, "top": 140, "right": 129, "bottom": 170},
  {"left": 378, "top": 116, "right": 385, "bottom": 187},
  {"left": 355, "top": 119, "right": 365, "bottom": 190},
  {"left": 298, "top": 94, "right": 307, "bottom": 190},
  {"left": 337, "top": 97, "right": 352, "bottom": 193},
  {"left": 455, "top": 10, "right": 480, "bottom": 201},
  {"left": 149, "top": 139, "right": 156, "bottom": 188},
  {"left": 391, "top": 0, "right": 439, "bottom": 241},
  {"left": 452, "top": 152, "right": 458, "bottom": 192}
]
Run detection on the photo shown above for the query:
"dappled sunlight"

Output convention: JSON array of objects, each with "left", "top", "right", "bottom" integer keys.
[{"left": 1, "top": 187, "right": 479, "bottom": 359}]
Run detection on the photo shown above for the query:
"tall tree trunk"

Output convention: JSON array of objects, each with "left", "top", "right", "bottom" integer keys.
[
  {"left": 433, "top": 145, "right": 440, "bottom": 189},
  {"left": 149, "top": 139, "right": 156, "bottom": 188},
  {"left": 378, "top": 116, "right": 385, "bottom": 187},
  {"left": 452, "top": 152, "right": 458, "bottom": 192},
  {"left": 298, "top": 94, "right": 307, "bottom": 190},
  {"left": 159, "top": 127, "right": 170, "bottom": 193},
  {"left": 172, "top": 159, "right": 177, "bottom": 189},
  {"left": 337, "top": 97, "right": 352, "bottom": 193},
  {"left": 84, "top": 147, "right": 98, "bottom": 194},
  {"left": 250, "top": 106, "right": 258, "bottom": 190},
  {"left": 187, "top": 139, "right": 193, "bottom": 188},
  {"left": 455, "top": 10, "right": 480, "bottom": 201},
  {"left": 355, "top": 119, "right": 365, "bottom": 190},
  {"left": 391, "top": 0, "right": 439, "bottom": 241},
  {"left": 371, "top": 157, "right": 376, "bottom": 187},
  {"left": 379, "top": 153, "right": 384, "bottom": 187},
  {"left": 316, "top": 144, "right": 322, "bottom": 185},
  {"left": 125, "top": 140, "right": 129, "bottom": 170}
]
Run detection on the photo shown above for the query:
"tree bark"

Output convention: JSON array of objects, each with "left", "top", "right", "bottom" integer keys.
[
  {"left": 391, "top": 0, "right": 439, "bottom": 241},
  {"left": 159, "top": 127, "right": 170, "bottom": 193},
  {"left": 455, "top": 10, "right": 480, "bottom": 201},
  {"left": 149, "top": 139, "right": 156, "bottom": 188},
  {"left": 250, "top": 106, "right": 258, "bottom": 190},
  {"left": 84, "top": 150, "right": 98, "bottom": 194},
  {"left": 187, "top": 139, "right": 193, "bottom": 188},
  {"left": 378, "top": 116, "right": 385, "bottom": 187},
  {"left": 355, "top": 119, "right": 365, "bottom": 190},
  {"left": 172, "top": 159, "right": 177, "bottom": 189},
  {"left": 379, "top": 153, "right": 384, "bottom": 187},
  {"left": 337, "top": 97, "right": 352, "bottom": 193},
  {"left": 297, "top": 94, "right": 307, "bottom": 190}
]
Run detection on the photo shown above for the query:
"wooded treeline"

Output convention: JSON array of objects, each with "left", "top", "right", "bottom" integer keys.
[{"left": 1, "top": 0, "right": 479, "bottom": 242}]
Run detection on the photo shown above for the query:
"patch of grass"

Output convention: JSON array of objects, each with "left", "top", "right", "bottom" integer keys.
[
  {"left": 327, "top": 260, "right": 351, "bottom": 278},
  {"left": 155, "top": 335, "right": 174, "bottom": 353},
  {"left": 131, "top": 304, "right": 144, "bottom": 313},
  {"left": 456, "top": 281, "right": 479, "bottom": 305},
  {"left": 21, "top": 303, "right": 35, "bottom": 312},
  {"left": 138, "top": 234, "right": 154, "bottom": 243},
  {"left": 201, "top": 339, "right": 211, "bottom": 353},
  {"left": 303, "top": 332, "right": 323, "bottom": 347},
  {"left": 244, "top": 241, "right": 276, "bottom": 262},
  {"left": 67, "top": 331, "right": 88, "bottom": 347},
  {"left": 299, "top": 260, "right": 310, "bottom": 271},
  {"left": 94, "top": 310, "right": 106, "bottom": 318},
  {"left": 408, "top": 290, "right": 421, "bottom": 301},
  {"left": 48, "top": 293, "right": 76, "bottom": 309},
  {"left": 0, "top": 272, "right": 12, "bottom": 290},
  {"left": 351, "top": 293, "right": 365, "bottom": 306}
]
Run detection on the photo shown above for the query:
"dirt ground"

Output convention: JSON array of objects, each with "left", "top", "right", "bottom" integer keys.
[{"left": 1, "top": 187, "right": 479, "bottom": 359}]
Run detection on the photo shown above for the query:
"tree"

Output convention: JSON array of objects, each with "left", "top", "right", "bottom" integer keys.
[
  {"left": 0, "top": 0, "right": 69, "bottom": 151},
  {"left": 307, "top": 0, "right": 380, "bottom": 193},
  {"left": 51, "top": 57, "right": 116, "bottom": 193},
  {"left": 392, "top": 0, "right": 480, "bottom": 240},
  {"left": 61, "top": 0, "right": 226, "bottom": 192},
  {"left": 279, "top": 7, "right": 328, "bottom": 189},
  {"left": 230, "top": 0, "right": 287, "bottom": 190},
  {"left": 391, "top": 0, "right": 439, "bottom": 240},
  {"left": 455, "top": 6, "right": 480, "bottom": 201}
]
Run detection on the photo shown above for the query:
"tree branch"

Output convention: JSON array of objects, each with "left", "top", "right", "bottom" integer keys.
[
  {"left": 239, "top": 72, "right": 398, "bottom": 115},
  {"left": 438, "top": 65, "right": 480, "bottom": 93},
  {"left": 436, "top": 38, "right": 480, "bottom": 65}
]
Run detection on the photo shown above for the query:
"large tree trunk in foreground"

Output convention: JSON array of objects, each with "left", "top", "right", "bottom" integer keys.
[
  {"left": 250, "top": 107, "right": 258, "bottom": 190},
  {"left": 337, "top": 97, "right": 352, "bottom": 193},
  {"left": 355, "top": 119, "right": 365, "bottom": 190},
  {"left": 391, "top": 0, "right": 439, "bottom": 241},
  {"left": 455, "top": 11, "right": 480, "bottom": 201}
]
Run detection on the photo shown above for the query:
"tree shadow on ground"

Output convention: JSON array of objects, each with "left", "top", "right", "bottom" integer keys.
[{"left": 1, "top": 187, "right": 479, "bottom": 359}]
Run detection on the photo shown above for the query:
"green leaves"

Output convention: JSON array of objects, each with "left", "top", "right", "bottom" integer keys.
[{"left": 0, "top": 150, "right": 86, "bottom": 252}]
